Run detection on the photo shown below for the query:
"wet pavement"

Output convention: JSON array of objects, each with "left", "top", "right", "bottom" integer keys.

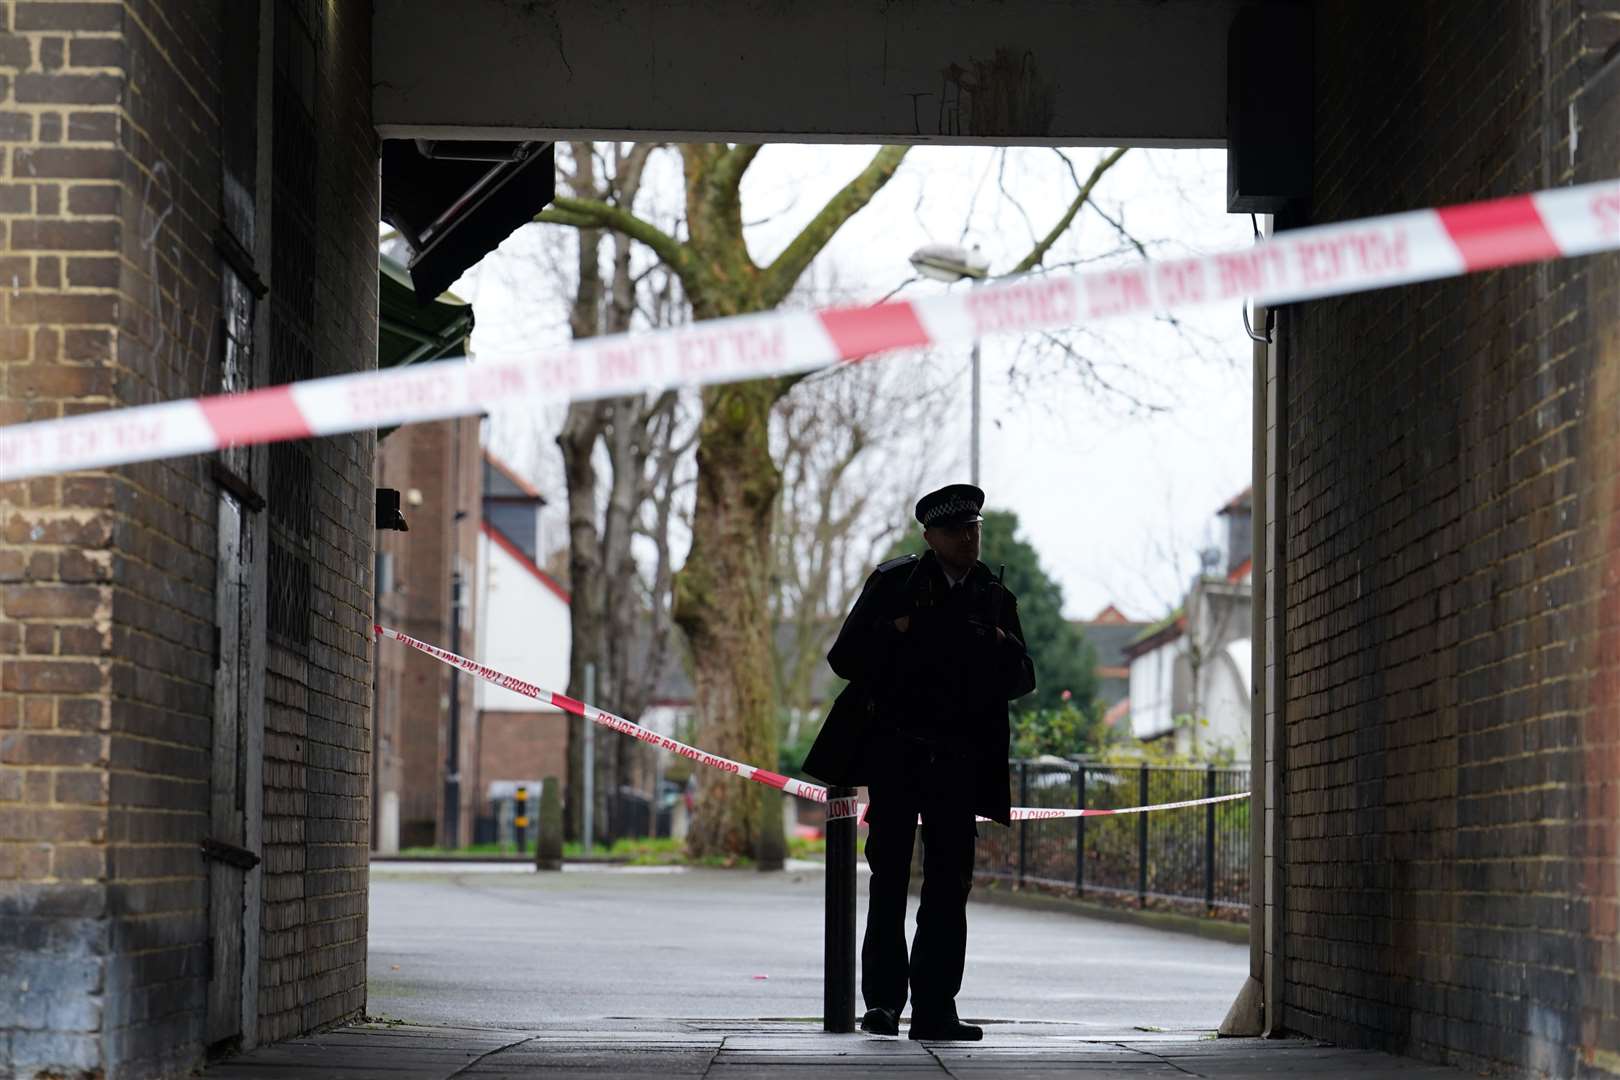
[
  {"left": 204, "top": 1019, "right": 1473, "bottom": 1078},
  {"left": 202, "top": 863, "right": 1469, "bottom": 1078},
  {"left": 360, "top": 862, "right": 1246, "bottom": 1030}
]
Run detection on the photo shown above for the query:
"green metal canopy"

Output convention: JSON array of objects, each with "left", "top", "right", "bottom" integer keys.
[{"left": 378, "top": 250, "right": 474, "bottom": 370}]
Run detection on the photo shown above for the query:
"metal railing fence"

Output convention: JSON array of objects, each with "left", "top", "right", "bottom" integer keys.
[{"left": 975, "top": 760, "right": 1250, "bottom": 916}]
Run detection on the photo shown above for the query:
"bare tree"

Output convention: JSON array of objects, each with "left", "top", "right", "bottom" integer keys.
[
  {"left": 549, "top": 142, "right": 696, "bottom": 844},
  {"left": 767, "top": 149, "right": 1143, "bottom": 749},
  {"left": 537, "top": 143, "right": 911, "bottom": 861},
  {"left": 768, "top": 352, "right": 955, "bottom": 730},
  {"left": 975, "top": 147, "right": 1229, "bottom": 417},
  {"left": 535, "top": 143, "right": 1142, "bottom": 860}
]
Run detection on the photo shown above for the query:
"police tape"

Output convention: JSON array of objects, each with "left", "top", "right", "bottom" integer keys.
[
  {"left": 377, "top": 624, "right": 831, "bottom": 804},
  {"left": 377, "top": 624, "right": 1250, "bottom": 824},
  {"left": 823, "top": 791, "right": 1252, "bottom": 824},
  {"left": 3, "top": 180, "right": 1616, "bottom": 482}
]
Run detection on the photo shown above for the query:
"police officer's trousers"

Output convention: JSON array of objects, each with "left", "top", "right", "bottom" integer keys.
[{"left": 860, "top": 778, "right": 977, "bottom": 1021}]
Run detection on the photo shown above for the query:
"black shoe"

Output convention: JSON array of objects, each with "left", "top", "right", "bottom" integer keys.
[
  {"left": 860, "top": 1007, "right": 900, "bottom": 1036},
  {"left": 908, "top": 1016, "right": 983, "bottom": 1041}
]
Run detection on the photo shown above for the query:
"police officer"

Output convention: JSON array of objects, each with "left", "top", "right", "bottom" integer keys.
[{"left": 803, "top": 483, "right": 1036, "bottom": 1041}]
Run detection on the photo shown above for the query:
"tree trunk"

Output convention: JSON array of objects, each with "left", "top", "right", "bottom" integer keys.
[
  {"left": 673, "top": 378, "right": 783, "bottom": 862},
  {"left": 559, "top": 401, "right": 605, "bottom": 843},
  {"left": 538, "top": 142, "right": 912, "bottom": 863},
  {"left": 557, "top": 147, "right": 606, "bottom": 845}
]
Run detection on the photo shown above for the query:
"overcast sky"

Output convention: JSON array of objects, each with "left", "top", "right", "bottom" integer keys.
[{"left": 448, "top": 146, "right": 1255, "bottom": 624}]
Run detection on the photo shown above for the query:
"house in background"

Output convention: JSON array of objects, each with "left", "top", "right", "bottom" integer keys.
[
  {"left": 471, "top": 451, "right": 572, "bottom": 841},
  {"left": 373, "top": 254, "right": 481, "bottom": 853},
  {"left": 1120, "top": 488, "right": 1254, "bottom": 762},
  {"left": 1071, "top": 604, "right": 1153, "bottom": 711},
  {"left": 381, "top": 441, "right": 693, "bottom": 848}
]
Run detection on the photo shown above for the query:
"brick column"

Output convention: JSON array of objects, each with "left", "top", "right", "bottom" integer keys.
[
  {"left": 1282, "top": 0, "right": 1620, "bottom": 1072},
  {"left": 2, "top": 0, "right": 379, "bottom": 1073},
  {"left": 2, "top": 0, "right": 128, "bottom": 1073}
]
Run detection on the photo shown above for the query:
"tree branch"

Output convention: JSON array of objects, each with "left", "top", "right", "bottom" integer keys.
[
  {"left": 537, "top": 195, "right": 696, "bottom": 284},
  {"left": 1009, "top": 147, "right": 1128, "bottom": 274},
  {"left": 996, "top": 149, "right": 1040, "bottom": 248},
  {"left": 1036, "top": 330, "right": 1169, "bottom": 415},
  {"left": 710, "top": 144, "right": 763, "bottom": 196},
  {"left": 534, "top": 208, "right": 599, "bottom": 229},
  {"left": 610, "top": 142, "right": 659, "bottom": 207},
  {"left": 1085, "top": 197, "right": 1150, "bottom": 261},
  {"left": 760, "top": 145, "right": 910, "bottom": 307}
]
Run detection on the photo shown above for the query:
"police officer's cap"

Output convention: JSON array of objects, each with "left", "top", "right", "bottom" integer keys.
[{"left": 915, "top": 483, "right": 985, "bottom": 528}]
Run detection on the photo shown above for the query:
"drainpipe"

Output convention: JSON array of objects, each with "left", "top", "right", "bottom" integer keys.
[{"left": 445, "top": 568, "right": 462, "bottom": 848}]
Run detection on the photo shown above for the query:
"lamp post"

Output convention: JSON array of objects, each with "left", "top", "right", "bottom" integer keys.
[{"left": 908, "top": 244, "right": 990, "bottom": 486}]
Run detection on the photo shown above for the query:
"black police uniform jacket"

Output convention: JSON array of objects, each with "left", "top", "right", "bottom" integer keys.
[{"left": 801, "top": 550, "right": 1037, "bottom": 826}]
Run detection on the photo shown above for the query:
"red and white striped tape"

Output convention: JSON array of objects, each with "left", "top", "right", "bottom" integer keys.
[
  {"left": 378, "top": 625, "right": 1248, "bottom": 823},
  {"left": 3, "top": 181, "right": 1615, "bottom": 483},
  {"left": 378, "top": 624, "right": 831, "bottom": 804},
  {"left": 823, "top": 792, "right": 1251, "bottom": 824},
  {"left": 999, "top": 792, "right": 1250, "bottom": 821}
]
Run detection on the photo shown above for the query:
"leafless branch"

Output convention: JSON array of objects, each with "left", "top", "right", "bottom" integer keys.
[
  {"left": 1010, "top": 147, "right": 1128, "bottom": 274},
  {"left": 1035, "top": 331, "right": 1172, "bottom": 416},
  {"left": 760, "top": 145, "right": 910, "bottom": 307},
  {"left": 1085, "top": 197, "right": 1151, "bottom": 261},
  {"left": 996, "top": 148, "right": 1040, "bottom": 249},
  {"left": 958, "top": 150, "right": 996, "bottom": 245}
]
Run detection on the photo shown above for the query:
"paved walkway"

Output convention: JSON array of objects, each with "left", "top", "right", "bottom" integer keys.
[
  {"left": 205, "top": 1020, "right": 1471, "bottom": 1078},
  {"left": 360, "top": 863, "right": 1245, "bottom": 1029},
  {"left": 203, "top": 863, "right": 1468, "bottom": 1078}
]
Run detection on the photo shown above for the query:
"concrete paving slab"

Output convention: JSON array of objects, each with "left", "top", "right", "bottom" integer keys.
[
  {"left": 707, "top": 1071, "right": 942, "bottom": 1079},
  {"left": 715, "top": 1034, "right": 931, "bottom": 1056},
  {"left": 935, "top": 1049, "right": 1176, "bottom": 1064},
  {"left": 205, "top": 867, "right": 1475, "bottom": 1078},
  {"left": 208, "top": 1067, "right": 458, "bottom": 1080},
  {"left": 941, "top": 1069, "right": 1184, "bottom": 1078},
  {"left": 365, "top": 865, "right": 1245, "bottom": 1031},
  {"left": 1154, "top": 1050, "right": 1472, "bottom": 1076},
  {"left": 467, "top": 1055, "right": 715, "bottom": 1074},
  {"left": 205, "top": 1022, "right": 1481, "bottom": 1079}
]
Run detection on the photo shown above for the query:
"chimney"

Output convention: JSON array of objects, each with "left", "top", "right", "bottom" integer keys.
[{"left": 1218, "top": 488, "right": 1253, "bottom": 575}]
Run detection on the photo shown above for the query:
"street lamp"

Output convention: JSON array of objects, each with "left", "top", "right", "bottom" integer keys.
[{"left": 908, "top": 244, "right": 991, "bottom": 486}]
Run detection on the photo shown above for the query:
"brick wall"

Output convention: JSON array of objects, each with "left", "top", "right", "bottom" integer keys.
[
  {"left": 1, "top": 0, "right": 377, "bottom": 1074},
  {"left": 106, "top": 3, "right": 226, "bottom": 1073},
  {"left": 1282, "top": 1, "right": 1620, "bottom": 1074},
  {"left": 1, "top": 0, "right": 205, "bottom": 1075},
  {"left": 372, "top": 417, "right": 480, "bottom": 851},
  {"left": 474, "top": 710, "right": 568, "bottom": 818},
  {"left": 257, "top": 0, "right": 376, "bottom": 1048}
]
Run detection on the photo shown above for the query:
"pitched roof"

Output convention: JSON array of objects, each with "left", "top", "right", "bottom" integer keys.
[
  {"left": 1218, "top": 486, "right": 1253, "bottom": 516},
  {"left": 481, "top": 519, "right": 569, "bottom": 603},
  {"left": 1070, "top": 604, "right": 1153, "bottom": 669},
  {"left": 1122, "top": 608, "right": 1187, "bottom": 659},
  {"left": 482, "top": 449, "right": 544, "bottom": 502},
  {"left": 1074, "top": 620, "right": 1152, "bottom": 669}
]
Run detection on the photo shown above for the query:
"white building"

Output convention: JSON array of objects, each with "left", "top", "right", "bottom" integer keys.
[
  {"left": 471, "top": 451, "right": 573, "bottom": 830},
  {"left": 1121, "top": 489, "right": 1254, "bottom": 763}
]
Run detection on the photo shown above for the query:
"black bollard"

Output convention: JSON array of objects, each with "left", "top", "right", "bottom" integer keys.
[
  {"left": 757, "top": 787, "right": 786, "bottom": 873},
  {"left": 824, "top": 786, "right": 857, "bottom": 1033},
  {"left": 535, "top": 777, "right": 563, "bottom": 871},
  {"left": 514, "top": 785, "right": 529, "bottom": 854}
]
